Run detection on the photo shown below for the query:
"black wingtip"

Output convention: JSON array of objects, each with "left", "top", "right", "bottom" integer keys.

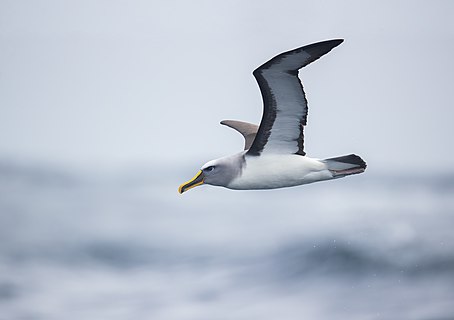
[
  {"left": 331, "top": 39, "right": 344, "bottom": 48},
  {"left": 321, "top": 38, "right": 343, "bottom": 45},
  {"left": 254, "top": 38, "right": 345, "bottom": 75},
  {"left": 305, "top": 38, "right": 344, "bottom": 53}
]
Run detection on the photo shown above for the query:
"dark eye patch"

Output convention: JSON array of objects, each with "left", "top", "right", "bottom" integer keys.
[{"left": 204, "top": 166, "right": 215, "bottom": 172}]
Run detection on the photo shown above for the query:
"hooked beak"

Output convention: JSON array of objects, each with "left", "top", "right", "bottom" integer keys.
[{"left": 178, "top": 170, "right": 205, "bottom": 194}]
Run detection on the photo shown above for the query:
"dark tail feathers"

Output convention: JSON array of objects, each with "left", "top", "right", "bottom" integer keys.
[{"left": 324, "top": 154, "right": 367, "bottom": 178}]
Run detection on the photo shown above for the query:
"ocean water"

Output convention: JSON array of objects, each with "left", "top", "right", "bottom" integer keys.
[{"left": 0, "top": 161, "right": 453, "bottom": 320}]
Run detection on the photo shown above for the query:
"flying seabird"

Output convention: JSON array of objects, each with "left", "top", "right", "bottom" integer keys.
[{"left": 179, "top": 39, "right": 366, "bottom": 194}]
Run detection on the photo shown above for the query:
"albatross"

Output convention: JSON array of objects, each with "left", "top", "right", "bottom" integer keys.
[{"left": 179, "top": 39, "right": 366, "bottom": 194}]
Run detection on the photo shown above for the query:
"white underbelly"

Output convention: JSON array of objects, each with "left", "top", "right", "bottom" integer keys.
[{"left": 227, "top": 154, "right": 333, "bottom": 190}]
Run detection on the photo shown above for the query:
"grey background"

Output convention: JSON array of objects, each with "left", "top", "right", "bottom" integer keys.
[{"left": 1, "top": 0, "right": 453, "bottom": 172}]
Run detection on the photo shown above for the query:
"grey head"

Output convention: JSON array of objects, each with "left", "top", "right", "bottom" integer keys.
[
  {"left": 179, "top": 120, "right": 256, "bottom": 193},
  {"left": 178, "top": 152, "right": 245, "bottom": 193}
]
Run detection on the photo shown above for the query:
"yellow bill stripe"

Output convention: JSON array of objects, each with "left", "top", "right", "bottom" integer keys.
[{"left": 178, "top": 170, "right": 204, "bottom": 194}]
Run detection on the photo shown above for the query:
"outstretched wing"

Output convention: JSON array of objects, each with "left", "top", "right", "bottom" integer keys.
[
  {"left": 247, "top": 39, "right": 344, "bottom": 156},
  {"left": 220, "top": 120, "right": 258, "bottom": 150}
]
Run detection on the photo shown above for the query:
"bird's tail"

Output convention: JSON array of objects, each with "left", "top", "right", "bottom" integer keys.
[{"left": 323, "top": 154, "right": 367, "bottom": 178}]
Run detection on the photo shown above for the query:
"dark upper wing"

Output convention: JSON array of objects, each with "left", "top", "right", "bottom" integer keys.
[
  {"left": 247, "top": 39, "right": 344, "bottom": 156},
  {"left": 220, "top": 120, "right": 258, "bottom": 150}
]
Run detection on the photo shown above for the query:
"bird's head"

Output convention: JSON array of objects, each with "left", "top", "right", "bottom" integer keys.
[{"left": 178, "top": 155, "right": 243, "bottom": 194}]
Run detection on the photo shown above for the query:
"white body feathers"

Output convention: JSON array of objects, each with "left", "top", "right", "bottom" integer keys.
[{"left": 227, "top": 154, "right": 333, "bottom": 190}]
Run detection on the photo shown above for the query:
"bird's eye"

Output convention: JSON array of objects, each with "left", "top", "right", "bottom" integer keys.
[{"left": 204, "top": 166, "right": 215, "bottom": 172}]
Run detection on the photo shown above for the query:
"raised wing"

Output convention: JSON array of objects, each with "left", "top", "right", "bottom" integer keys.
[
  {"left": 247, "top": 39, "right": 344, "bottom": 156},
  {"left": 220, "top": 120, "right": 258, "bottom": 150}
]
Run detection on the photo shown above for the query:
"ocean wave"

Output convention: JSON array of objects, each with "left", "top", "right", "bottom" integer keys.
[{"left": 2, "top": 238, "right": 454, "bottom": 282}]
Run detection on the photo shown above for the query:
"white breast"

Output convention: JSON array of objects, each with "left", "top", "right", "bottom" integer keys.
[{"left": 227, "top": 154, "right": 333, "bottom": 190}]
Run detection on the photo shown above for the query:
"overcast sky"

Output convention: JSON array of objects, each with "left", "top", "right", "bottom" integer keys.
[{"left": 1, "top": 0, "right": 454, "bottom": 173}]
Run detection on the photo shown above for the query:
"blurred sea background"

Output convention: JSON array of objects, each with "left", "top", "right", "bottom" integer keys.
[
  {"left": 1, "top": 1, "right": 454, "bottom": 319},
  {"left": 1, "top": 163, "right": 454, "bottom": 319}
]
